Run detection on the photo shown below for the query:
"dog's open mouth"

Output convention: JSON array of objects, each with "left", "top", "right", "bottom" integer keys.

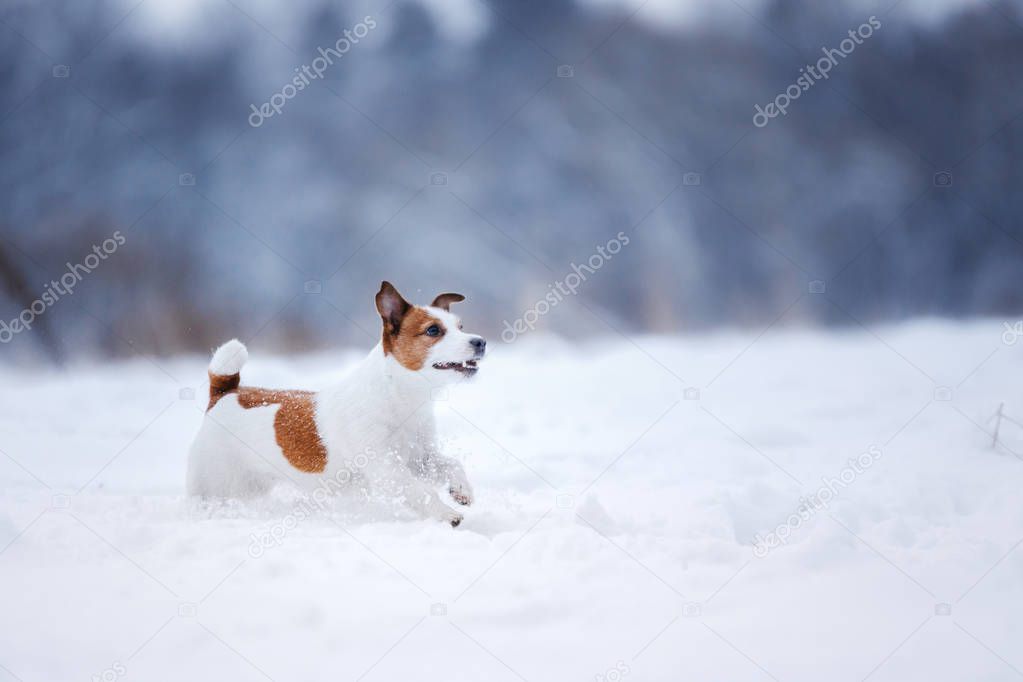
[{"left": 432, "top": 359, "right": 479, "bottom": 376}]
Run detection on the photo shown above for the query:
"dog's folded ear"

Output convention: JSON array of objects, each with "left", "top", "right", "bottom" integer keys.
[
  {"left": 376, "top": 281, "right": 412, "bottom": 333},
  {"left": 431, "top": 292, "right": 465, "bottom": 311}
]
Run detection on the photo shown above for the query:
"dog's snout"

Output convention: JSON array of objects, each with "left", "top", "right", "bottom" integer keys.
[{"left": 469, "top": 336, "right": 486, "bottom": 355}]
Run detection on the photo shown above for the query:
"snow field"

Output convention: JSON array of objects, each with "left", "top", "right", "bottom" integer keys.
[{"left": 0, "top": 319, "right": 1021, "bottom": 681}]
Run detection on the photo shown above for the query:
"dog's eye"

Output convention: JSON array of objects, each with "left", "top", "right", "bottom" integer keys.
[{"left": 425, "top": 325, "right": 442, "bottom": 337}]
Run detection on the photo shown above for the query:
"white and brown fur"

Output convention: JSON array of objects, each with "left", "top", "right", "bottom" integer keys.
[{"left": 186, "top": 281, "right": 485, "bottom": 526}]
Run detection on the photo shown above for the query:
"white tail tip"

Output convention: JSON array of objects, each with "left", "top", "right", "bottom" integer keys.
[{"left": 209, "top": 339, "right": 248, "bottom": 375}]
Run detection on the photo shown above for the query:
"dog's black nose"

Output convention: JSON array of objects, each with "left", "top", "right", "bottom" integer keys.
[{"left": 470, "top": 337, "right": 486, "bottom": 355}]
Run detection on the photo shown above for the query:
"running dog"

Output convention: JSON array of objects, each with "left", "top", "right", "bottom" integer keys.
[{"left": 186, "top": 281, "right": 485, "bottom": 526}]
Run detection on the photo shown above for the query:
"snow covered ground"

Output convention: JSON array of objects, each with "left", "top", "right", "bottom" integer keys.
[{"left": 1, "top": 319, "right": 1022, "bottom": 682}]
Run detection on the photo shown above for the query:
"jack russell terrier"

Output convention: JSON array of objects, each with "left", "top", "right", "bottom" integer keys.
[{"left": 186, "top": 281, "right": 485, "bottom": 526}]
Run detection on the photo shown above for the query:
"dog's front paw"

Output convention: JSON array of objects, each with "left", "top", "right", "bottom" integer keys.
[
  {"left": 440, "top": 509, "right": 464, "bottom": 527},
  {"left": 449, "top": 484, "right": 474, "bottom": 506}
]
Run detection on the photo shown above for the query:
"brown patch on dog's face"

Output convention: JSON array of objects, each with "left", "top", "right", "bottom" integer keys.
[
  {"left": 208, "top": 383, "right": 327, "bottom": 473},
  {"left": 376, "top": 281, "right": 446, "bottom": 370},
  {"left": 386, "top": 307, "right": 446, "bottom": 371}
]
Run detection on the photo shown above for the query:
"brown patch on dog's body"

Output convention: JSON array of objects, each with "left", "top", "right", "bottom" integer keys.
[
  {"left": 208, "top": 371, "right": 241, "bottom": 410},
  {"left": 207, "top": 378, "right": 327, "bottom": 473}
]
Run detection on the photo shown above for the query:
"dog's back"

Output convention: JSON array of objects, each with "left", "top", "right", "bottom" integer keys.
[{"left": 187, "top": 339, "right": 329, "bottom": 498}]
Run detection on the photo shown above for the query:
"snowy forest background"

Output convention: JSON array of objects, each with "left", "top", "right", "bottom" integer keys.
[{"left": 3, "top": 0, "right": 1023, "bottom": 362}]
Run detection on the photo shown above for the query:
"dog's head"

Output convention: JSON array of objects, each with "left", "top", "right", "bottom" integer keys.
[{"left": 375, "top": 281, "right": 486, "bottom": 380}]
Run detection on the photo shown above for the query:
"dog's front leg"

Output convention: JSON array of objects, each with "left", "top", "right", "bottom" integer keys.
[
  {"left": 418, "top": 444, "right": 474, "bottom": 507},
  {"left": 396, "top": 472, "right": 464, "bottom": 527},
  {"left": 414, "top": 420, "right": 474, "bottom": 507},
  {"left": 435, "top": 455, "right": 474, "bottom": 507}
]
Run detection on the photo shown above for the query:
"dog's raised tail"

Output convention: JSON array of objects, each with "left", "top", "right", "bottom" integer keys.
[{"left": 207, "top": 339, "right": 247, "bottom": 407}]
